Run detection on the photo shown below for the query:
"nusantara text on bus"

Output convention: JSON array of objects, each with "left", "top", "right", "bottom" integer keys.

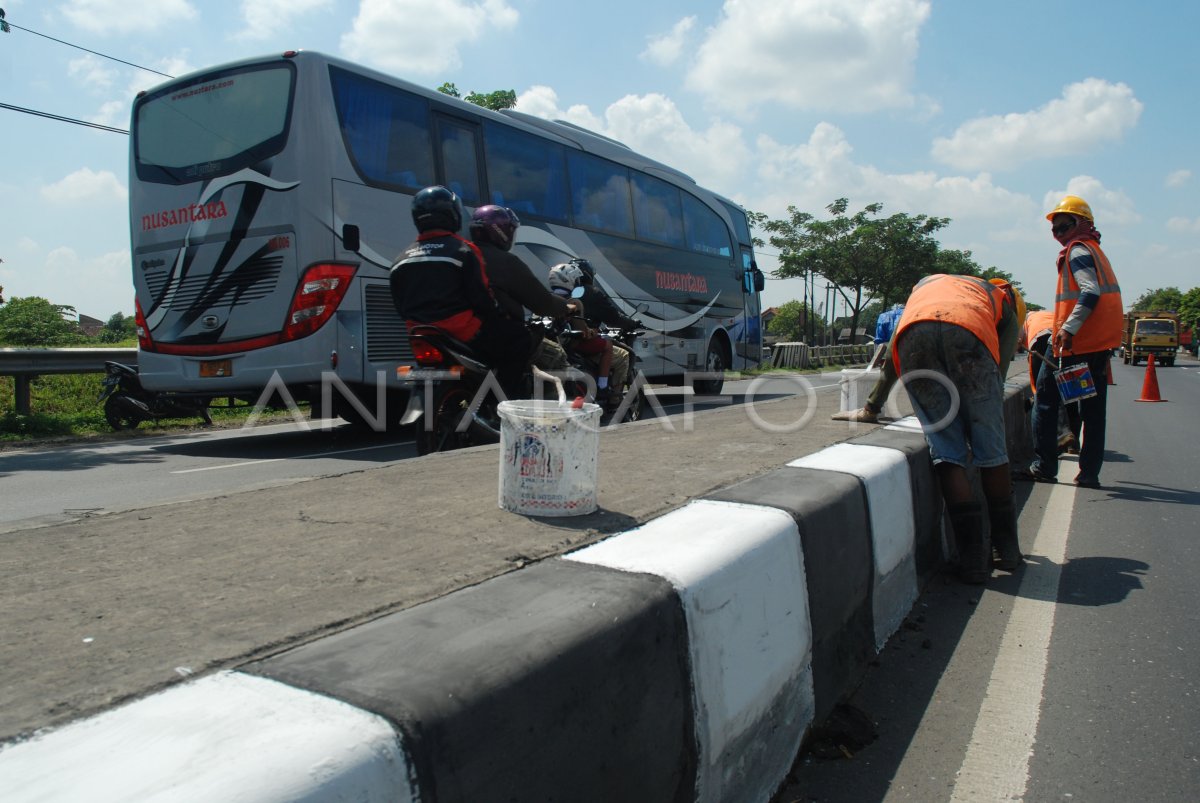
[
  {"left": 142, "top": 201, "right": 229, "bottom": 232},
  {"left": 655, "top": 270, "right": 709, "bottom": 294}
]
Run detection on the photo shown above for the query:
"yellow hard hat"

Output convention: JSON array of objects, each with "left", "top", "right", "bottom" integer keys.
[
  {"left": 1046, "top": 194, "right": 1093, "bottom": 222},
  {"left": 989, "top": 278, "right": 1026, "bottom": 330}
]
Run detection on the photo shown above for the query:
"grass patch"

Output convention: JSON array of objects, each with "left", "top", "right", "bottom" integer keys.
[{"left": 0, "top": 373, "right": 305, "bottom": 444}]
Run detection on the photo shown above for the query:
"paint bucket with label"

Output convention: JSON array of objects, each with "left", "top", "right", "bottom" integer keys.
[
  {"left": 498, "top": 399, "right": 601, "bottom": 516},
  {"left": 1054, "top": 363, "right": 1098, "bottom": 403}
]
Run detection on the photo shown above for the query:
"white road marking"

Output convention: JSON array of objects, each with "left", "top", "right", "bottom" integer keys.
[{"left": 950, "top": 481, "right": 1075, "bottom": 801}]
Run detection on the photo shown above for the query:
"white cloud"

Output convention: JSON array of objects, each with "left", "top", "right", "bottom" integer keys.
[
  {"left": 91, "top": 100, "right": 127, "bottom": 129},
  {"left": 1165, "top": 169, "right": 1192, "bottom": 188},
  {"left": 68, "top": 55, "right": 116, "bottom": 92},
  {"left": 517, "top": 86, "right": 750, "bottom": 189},
  {"left": 933, "top": 79, "right": 1143, "bottom": 171},
  {"left": 1043, "top": 176, "right": 1138, "bottom": 227},
  {"left": 516, "top": 86, "right": 604, "bottom": 132},
  {"left": 32, "top": 248, "right": 132, "bottom": 316},
  {"left": 237, "top": 0, "right": 333, "bottom": 41},
  {"left": 40, "top": 169, "right": 127, "bottom": 204},
  {"left": 686, "top": 0, "right": 931, "bottom": 114},
  {"left": 58, "top": 0, "right": 197, "bottom": 35},
  {"left": 752, "top": 122, "right": 1030, "bottom": 225},
  {"left": 641, "top": 16, "right": 696, "bottom": 67},
  {"left": 341, "top": 0, "right": 518, "bottom": 75},
  {"left": 1166, "top": 217, "right": 1200, "bottom": 233}
]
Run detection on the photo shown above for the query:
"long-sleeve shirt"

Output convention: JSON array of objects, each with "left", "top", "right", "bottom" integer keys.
[
  {"left": 1059, "top": 244, "right": 1100, "bottom": 336},
  {"left": 474, "top": 242, "right": 573, "bottom": 321}
]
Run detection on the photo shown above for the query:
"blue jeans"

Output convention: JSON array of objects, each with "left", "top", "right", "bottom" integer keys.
[
  {"left": 896, "top": 322, "right": 1009, "bottom": 469},
  {"left": 1031, "top": 343, "right": 1109, "bottom": 480}
]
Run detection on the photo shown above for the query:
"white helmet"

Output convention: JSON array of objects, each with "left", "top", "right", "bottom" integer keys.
[{"left": 547, "top": 262, "right": 585, "bottom": 292}]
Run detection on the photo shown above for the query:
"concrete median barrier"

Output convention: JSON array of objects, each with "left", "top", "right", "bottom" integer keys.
[{"left": 0, "top": 385, "right": 1032, "bottom": 802}]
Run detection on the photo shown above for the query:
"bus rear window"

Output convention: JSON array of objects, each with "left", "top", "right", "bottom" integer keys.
[{"left": 134, "top": 64, "right": 294, "bottom": 182}]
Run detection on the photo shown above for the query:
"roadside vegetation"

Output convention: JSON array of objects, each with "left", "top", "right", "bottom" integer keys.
[{"left": 0, "top": 296, "right": 280, "bottom": 443}]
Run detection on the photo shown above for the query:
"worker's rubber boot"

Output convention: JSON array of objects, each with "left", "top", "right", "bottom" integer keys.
[
  {"left": 947, "top": 501, "right": 989, "bottom": 584},
  {"left": 988, "top": 495, "right": 1022, "bottom": 571}
]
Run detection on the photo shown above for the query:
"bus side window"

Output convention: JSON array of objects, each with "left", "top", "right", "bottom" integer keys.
[
  {"left": 631, "top": 173, "right": 684, "bottom": 248},
  {"left": 330, "top": 67, "right": 435, "bottom": 192},
  {"left": 483, "top": 121, "right": 569, "bottom": 223},
  {"left": 682, "top": 192, "right": 733, "bottom": 257},
  {"left": 438, "top": 119, "right": 482, "bottom": 206},
  {"left": 567, "top": 151, "right": 634, "bottom": 236}
]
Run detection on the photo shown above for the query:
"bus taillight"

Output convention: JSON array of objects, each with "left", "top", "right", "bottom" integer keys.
[
  {"left": 134, "top": 299, "right": 154, "bottom": 351},
  {"left": 283, "top": 263, "right": 357, "bottom": 342}
]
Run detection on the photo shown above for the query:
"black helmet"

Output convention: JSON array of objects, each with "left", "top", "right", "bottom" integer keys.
[
  {"left": 411, "top": 185, "right": 462, "bottom": 233},
  {"left": 570, "top": 257, "right": 595, "bottom": 286},
  {"left": 469, "top": 205, "right": 521, "bottom": 251}
]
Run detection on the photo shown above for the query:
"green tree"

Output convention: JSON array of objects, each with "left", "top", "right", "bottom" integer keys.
[
  {"left": 99, "top": 311, "right": 138, "bottom": 343},
  {"left": 767, "top": 299, "right": 816, "bottom": 341},
  {"left": 762, "top": 198, "right": 947, "bottom": 344},
  {"left": 0, "top": 296, "right": 86, "bottom": 346},
  {"left": 1132, "top": 286, "right": 1184, "bottom": 312},
  {"left": 1178, "top": 287, "right": 1200, "bottom": 333},
  {"left": 437, "top": 82, "right": 517, "bottom": 111},
  {"left": 933, "top": 248, "right": 982, "bottom": 277}
]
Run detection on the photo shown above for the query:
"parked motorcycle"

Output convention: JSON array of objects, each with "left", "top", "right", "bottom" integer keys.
[{"left": 98, "top": 361, "right": 212, "bottom": 430}]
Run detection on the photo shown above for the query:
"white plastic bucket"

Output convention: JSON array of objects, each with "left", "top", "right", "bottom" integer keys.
[
  {"left": 839, "top": 368, "right": 881, "bottom": 412},
  {"left": 497, "top": 399, "right": 602, "bottom": 516}
]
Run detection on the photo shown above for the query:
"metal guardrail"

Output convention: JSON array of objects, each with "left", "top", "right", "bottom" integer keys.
[
  {"left": 1, "top": 348, "right": 138, "bottom": 416},
  {"left": 769, "top": 342, "right": 874, "bottom": 370}
]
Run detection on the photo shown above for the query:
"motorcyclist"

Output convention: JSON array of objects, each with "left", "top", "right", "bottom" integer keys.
[
  {"left": 548, "top": 258, "right": 639, "bottom": 405},
  {"left": 467, "top": 205, "right": 579, "bottom": 372},
  {"left": 389, "top": 185, "right": 531, "bottom": 399}
]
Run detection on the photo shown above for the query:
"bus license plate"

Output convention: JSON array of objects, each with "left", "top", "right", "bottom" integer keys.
[{"left": 199, "top": 360, "right": 232, "bottom": 378}]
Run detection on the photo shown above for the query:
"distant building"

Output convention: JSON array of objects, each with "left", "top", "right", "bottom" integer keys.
[{"left": 78, "top": 314, "right": 104, "bottom": 338}]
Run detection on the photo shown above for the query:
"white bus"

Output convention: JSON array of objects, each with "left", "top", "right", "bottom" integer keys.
[{"left": 129, "top": 50, "right": 764, "bottom": 423}]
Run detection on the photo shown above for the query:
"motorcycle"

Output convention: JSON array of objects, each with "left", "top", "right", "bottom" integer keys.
[
  {"left": 98, "top": 361, "right": 212, "bottom": 430},
  {"left": 399, "top": 323, "right": 540, "bottom": 455},
  {"left": 399, "top": 302, "right": 647, "bottom": 455},
  {"left": 555, "top": 314, "right": 647, "bottom": 425}
]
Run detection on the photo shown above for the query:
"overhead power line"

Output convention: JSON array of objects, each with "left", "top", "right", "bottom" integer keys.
[
  {"left": 0, "top": 102, "right": 128, "bottom": 134},
  {"left": 2, "top": 17, "right": 174, "bottom": 78}
]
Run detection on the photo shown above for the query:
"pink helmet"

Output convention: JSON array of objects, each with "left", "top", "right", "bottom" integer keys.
[{"left": 469, "top": 205, "right": 521, "bottom": 251}]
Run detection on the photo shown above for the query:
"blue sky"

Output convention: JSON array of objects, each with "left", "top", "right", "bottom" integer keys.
[{"left": 1, "top": 0, "right": 1196, "bottom": 322}]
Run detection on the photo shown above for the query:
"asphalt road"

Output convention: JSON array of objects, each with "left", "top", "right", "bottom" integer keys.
[
  {"left": 0, "top": 374, "right": 843, "bottom": 534},
  {"left": 775, "top": 355, "right": 1200, "bottom": 802}
]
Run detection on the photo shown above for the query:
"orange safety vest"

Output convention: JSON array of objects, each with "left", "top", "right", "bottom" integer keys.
[
  {"left": 892, "top": 274, "right": 1007, "bottom": 374},
  {"left": 1054, "top": 239, "right": 1122, "bottom": 354},
  {"left": 1023, "top": 309, "right": 1055, "bottom": 391}
]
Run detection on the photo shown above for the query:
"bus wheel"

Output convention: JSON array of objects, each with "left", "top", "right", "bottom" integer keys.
[{"left": 692, "top": 341, "right": 728, "bottom": 395}]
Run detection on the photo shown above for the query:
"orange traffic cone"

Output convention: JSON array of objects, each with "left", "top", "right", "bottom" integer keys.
[
  {"left": 1135, "top": 353, "right": 1167, "bottom": 403},
  {"left": 1106, "top": 357, "right": 1115, "bottom": 385}
]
